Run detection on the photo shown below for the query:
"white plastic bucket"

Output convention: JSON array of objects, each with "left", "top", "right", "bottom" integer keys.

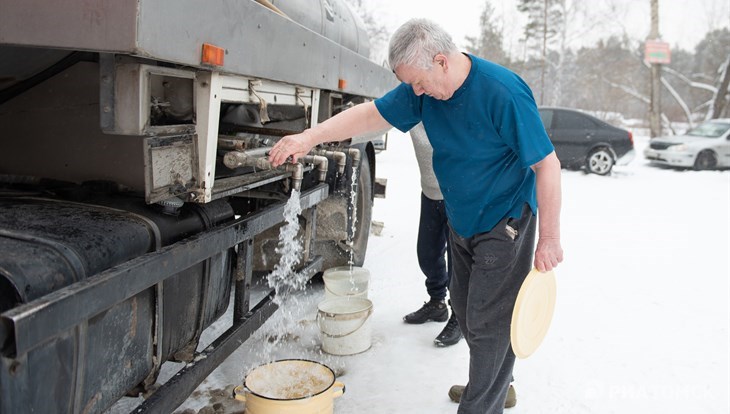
[
  {"left": 233, "top": 359, "right": 345, "bottom": 414},
  {"left": 317, "top": 297, "right": 373, "bottom": 355},
  {"left": 322, "top": 266, "right": 370, "bottom": 299}
]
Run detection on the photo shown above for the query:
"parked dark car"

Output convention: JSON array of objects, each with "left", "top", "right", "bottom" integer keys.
[{"left": 538, "top": 107, "right": 635, "bottom": 175}]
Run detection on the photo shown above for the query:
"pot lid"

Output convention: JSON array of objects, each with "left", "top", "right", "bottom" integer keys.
[{"left": 510, "top": 268, "right": 557, "bottom": 359}]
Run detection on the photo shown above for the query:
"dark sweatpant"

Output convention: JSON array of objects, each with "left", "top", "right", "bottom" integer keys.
[
  {"left": 449, "top": 204, "right": 536, "bottom": 414},
  {"left": 417, "top": 192, "right": 451, "bottom": 300}
]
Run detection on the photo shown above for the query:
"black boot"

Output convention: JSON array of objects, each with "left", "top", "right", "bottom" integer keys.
[
  {"left": 434, "top": 311, "right": 462, "bottom": 347},
  {"left": 403, "top": 299, "right": 448, "bottom": 324}
]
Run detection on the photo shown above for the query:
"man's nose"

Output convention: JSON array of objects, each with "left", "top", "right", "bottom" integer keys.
[{"left": 412, "top": 85, "right": 424, "bottom": 96}]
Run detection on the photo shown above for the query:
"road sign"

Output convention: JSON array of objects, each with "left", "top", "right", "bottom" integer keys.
[{"left": 645, "top": 40, "right": 671, "bottom": 64}]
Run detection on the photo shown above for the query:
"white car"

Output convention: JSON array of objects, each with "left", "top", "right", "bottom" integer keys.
[{"left": 644, "top": 119, "right": 730, "bottom": 170}]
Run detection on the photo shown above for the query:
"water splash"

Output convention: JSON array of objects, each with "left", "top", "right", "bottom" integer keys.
[
  {"left": 247, "top": 164, "right": 365, "bottom": 370},
  {"left": 254, "top": 189, "right": 316, "bottom": 364}
]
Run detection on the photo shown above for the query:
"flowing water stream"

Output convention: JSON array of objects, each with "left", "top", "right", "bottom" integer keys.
[
  {"left": 346, "top": 165, "right": 358, "bottom": 268},
  {"left": 249, "top": 164, "right": 362, "bottom": 376},
  {"left": 254, "top": 189, "right": 311, "bottom": 364},
  {"left": 266, "top": 188, "right": 305, "bottom": 304}
]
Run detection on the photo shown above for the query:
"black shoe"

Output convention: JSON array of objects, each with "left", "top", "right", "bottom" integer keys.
[
  {"left": 403, "top": 299, "right": 448, "bottom": 324},
  {"left": 434, "top": 312, "right": 462, "bottom": 347}
]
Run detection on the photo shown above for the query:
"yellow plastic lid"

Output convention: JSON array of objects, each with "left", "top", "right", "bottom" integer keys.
[{"left": 510, "top": 268, "right": 557, "bottom": 359}]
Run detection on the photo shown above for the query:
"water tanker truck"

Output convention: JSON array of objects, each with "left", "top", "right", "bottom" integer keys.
[{"left": 0, "top": 1, "right": 397, "bottom": 412}]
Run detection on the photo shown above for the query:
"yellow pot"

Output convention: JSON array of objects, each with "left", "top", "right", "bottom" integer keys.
[{"left": 233, "top": 359, "right": 345, "bottom": 414}]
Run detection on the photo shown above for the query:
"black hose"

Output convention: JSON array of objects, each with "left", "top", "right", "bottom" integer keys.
[{"left": 0, "top": 51, "right": 96, "bottom": 106}]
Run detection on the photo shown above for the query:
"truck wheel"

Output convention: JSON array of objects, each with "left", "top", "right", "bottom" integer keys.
[
  {"left": 252, "top": 151, "right": 373, "bottom": 272},
  {"left": 348, "top": 151, "right": 373, "bottom": 266},
  {"left": 312, "top": 150, "right": 373, "bottom": 270}
]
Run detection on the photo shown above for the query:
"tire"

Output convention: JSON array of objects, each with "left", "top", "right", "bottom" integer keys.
[
  {"left": 312, "top": 150, "right": 373, "bottom": 269},
  {"left": 251, "top": 151, "right": 373, "bottom": 272},
  {"left": 693, "top": 150, "right": 718, "bottom": 171},
  {"left": 346, "top": 152, "right": 373, "bottom": 266},
  {"left": 586, "top": 147, "right": 614, "bottom": 175}
]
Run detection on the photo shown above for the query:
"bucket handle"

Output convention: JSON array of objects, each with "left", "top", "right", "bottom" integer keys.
[
  {"left": 332, "top": 381, "right": 346, "bottom": 399},
  {"left": 233, "top": 385, "right": 246, "bottom": 402},
  {"left": 318, "top": 308, "right": 373, "bottom": 338},
  {"left": 324, "top": 284, "right": 364, "bottom": 297},
  {"left": 234, "top": 382, "right": 345, "bottom": 402}
]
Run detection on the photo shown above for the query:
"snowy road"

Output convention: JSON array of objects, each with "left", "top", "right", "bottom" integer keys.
[
  {"left": 332, "top": 131, "right": 729, "bottom": 414},
  {"left": 118, "top": 129, "right": 729, "bottom": 414}
]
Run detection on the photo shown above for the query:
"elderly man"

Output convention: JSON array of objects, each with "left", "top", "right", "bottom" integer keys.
[{"left": 270, "top": 18, "right": 563, "bottom": 414}]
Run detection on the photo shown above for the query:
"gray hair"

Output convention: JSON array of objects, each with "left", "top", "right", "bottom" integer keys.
[{"left": 388, "top": 18, "right": 459, "bottom": 71}]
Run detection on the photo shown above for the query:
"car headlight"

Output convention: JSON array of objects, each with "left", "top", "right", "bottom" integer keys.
[{"left": 668, "top": 144, "right": 688, "bottom": 152}]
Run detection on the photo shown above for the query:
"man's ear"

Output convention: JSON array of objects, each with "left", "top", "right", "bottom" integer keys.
[{"left": 433, "top": 54, "right": 448, "bottom": 71}]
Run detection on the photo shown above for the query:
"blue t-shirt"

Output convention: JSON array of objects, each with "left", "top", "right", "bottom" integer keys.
[{"left": 374, "top": 54, "right": 554, "bottom": 238}]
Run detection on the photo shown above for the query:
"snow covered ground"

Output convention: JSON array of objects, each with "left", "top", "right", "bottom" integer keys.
[{"left": 145, "top": 129, "right": 728, "bottom": 414}]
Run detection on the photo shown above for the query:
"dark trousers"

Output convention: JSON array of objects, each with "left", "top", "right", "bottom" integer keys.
[
  {"left": 449, "top": 204, "right": 536, "bottom": 414},
  {"left": 417, "top": 192, "right": 451, "bottom": 301}
]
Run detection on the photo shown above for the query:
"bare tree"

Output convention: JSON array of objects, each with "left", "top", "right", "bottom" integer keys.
[
  {"left": 465, "top": 1, "right": 509, "bottom": 66},
  {"left": 701, "top": 0, "right": 730, "bottom": 34},
  {"left": 486, "top": 0, "right": 729, "bottom": 126},
  {"left": 344, "top": 0, "right": 390, "bottom": 64},
  {"left": 709, "top": 54, "right": 730, "bottom": 119}
]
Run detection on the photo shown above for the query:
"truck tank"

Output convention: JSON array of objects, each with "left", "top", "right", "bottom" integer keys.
[
  {"left": 270, "top": 0, "right": 371, "bottom": 57},
  {"left": 0, "top": 1, "right": 397, "bottom": 413},
  {"left": 0, "top": 0, "right": 372, "bottom": 93}
]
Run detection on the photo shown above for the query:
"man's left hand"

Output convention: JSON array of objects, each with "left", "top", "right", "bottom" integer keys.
[{"left": 534, "top": 237, "right": 563, "bottom": 272}]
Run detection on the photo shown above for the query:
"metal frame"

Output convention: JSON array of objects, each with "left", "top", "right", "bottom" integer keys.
[
  {"left": 0, "top": 183, "right": 328, "bottom": 358},
  {"left": 101, "top": 61, "right": 198, "bottom": 136},
  {"left": 135, "top": 257, "right": 323, "bottom": 414},
  {"left": 103, "top": 60, "right": 319, "bottom": 204},
  {"left": 143, "top": 134, "right": 199, "bottom": 204},
  {"left": 193, "top": 72, "right": 318, "bottom": 203}
]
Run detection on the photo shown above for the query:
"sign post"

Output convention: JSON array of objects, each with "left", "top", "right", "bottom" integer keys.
[
  {"left": 645, "top": 40, "right": 671, "bottom": 64},
  {"left": 647, "top": 0, "right": 665, "bottom": 138}
]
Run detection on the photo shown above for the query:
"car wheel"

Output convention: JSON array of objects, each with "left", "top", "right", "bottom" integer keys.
[
  {"left": 693, "top": 150, "right": 718, "bottom": 171},
  {"left": 586, "top": 147, "right": 614, "bottom": 175}
]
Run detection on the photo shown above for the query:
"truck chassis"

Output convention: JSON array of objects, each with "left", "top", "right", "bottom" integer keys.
[{"left": 0, "top": 0, "right": 397, "bottom": 412}]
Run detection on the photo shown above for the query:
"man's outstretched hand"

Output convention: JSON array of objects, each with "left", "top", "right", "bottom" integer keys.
[{"left": 268, "top": 132, "right": 315, "bottom": 167}]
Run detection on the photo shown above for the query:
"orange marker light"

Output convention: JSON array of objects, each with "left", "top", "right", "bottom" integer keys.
[
  {"left": 338, "top": 78, "right": 347, "bottom": 89},
  {"left": 202, "top": 43, "right": 225, "bottom": 66}
]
